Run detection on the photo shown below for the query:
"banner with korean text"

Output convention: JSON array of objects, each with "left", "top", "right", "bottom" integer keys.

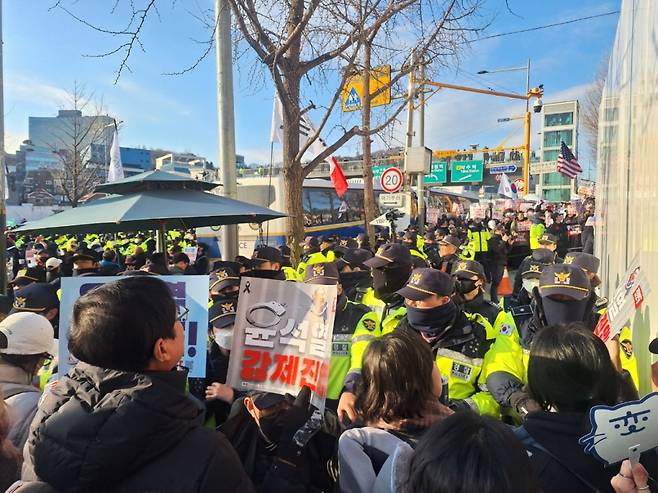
[
  {"left": 58, "top": 276, "right": 209, "bottom": 377},
  {"left": 227, "top": 277, "right": 337, "bottom": 404}
]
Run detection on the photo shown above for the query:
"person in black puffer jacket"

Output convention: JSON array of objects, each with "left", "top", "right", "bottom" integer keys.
[{"left": 19, "top": 276, "right": 254, "bottom": 493}]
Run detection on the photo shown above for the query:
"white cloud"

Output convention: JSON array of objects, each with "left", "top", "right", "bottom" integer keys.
[
  {"left": 5, "top": 130, "right": 26, "bottom": 154},
  {"left": 5, "top": 75, "right": 70, "bottom": 111},
  {"left": 115, "top": 79, "right": 193, "bottom": 118}
]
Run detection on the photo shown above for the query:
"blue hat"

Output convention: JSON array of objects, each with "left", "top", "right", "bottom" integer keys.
[
  {"left": 396, "top": 268, "right": 454, "bottom": 301},
  {"left": 364, "top": 243, "right": 413, "bottom": 269}
]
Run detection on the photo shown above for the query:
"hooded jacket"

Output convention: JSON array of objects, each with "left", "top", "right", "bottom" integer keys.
[{"left": 22, "top": 363, "right": 254, "bottom": 493}]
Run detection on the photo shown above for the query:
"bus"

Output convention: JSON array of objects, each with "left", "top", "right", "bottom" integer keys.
[{"left": 198, "top": 175, "right": 478, "bottom": 257}]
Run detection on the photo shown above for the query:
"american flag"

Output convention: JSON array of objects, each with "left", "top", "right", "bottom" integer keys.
[{"left": 557, "top": 141, "right": 582, "bottom": 179}]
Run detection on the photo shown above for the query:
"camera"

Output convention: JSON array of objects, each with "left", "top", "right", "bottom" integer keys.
[
  {"left": 385, "top": 209, "right": 403, "bottom": 222},
  {"left": 533, "top": 98, "right": 543, "bottom": 113}
]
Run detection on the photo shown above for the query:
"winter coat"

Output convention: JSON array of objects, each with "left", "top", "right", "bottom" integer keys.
[
  {"left": 21, "top": 362, "right": 254, "bottom": 493},
  {"left": 516, "top": 411, "right": 658, "bottom": 493},
  {"left": 0, "top": 362, "right": 41, "bottom": 452}
]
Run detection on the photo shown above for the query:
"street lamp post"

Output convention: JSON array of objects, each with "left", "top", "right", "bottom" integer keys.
[{"left": 478, "top": 59, "right": 534, "bottom": 196}]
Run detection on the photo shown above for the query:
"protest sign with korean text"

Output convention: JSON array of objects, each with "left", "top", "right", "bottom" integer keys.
[
  {"left": 595, "top": 254, "right": 651, "bottom": 342},
  {"left": 58, "top": 276, "right": 209, "bottom": 377},
  {"left": 227, "top": 277, "right": 337, "bottom": 402}
]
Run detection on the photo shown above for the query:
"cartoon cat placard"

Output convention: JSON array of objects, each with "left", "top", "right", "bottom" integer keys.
[{"left": 580, "top": 393, "right": 658, "bottom": 465}]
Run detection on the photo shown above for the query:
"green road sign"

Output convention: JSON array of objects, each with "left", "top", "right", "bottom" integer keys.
[
  {"left": 424, "top": 161, "right": 447, "bottom": 184},
  {"left": 372, "top": 165, "right": 391, "bottom": 178},
  {"left": 451, "top": 160, "right": 484, "bottom": 183}
]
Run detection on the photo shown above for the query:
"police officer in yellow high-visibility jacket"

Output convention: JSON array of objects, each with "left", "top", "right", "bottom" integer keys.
[
  {"left": 337, "top": 243, "right": 412, "bottom": 421},
  {"left": 402, "top": 231, "right": 429, "bottom": 268},
  {"left": 485, "top": 264, "right": 594, "bottom": 420},
  {"left": 302, "top": 261, "right": 380, "bottom": 412},
  {"left": 396, "top": 267, "right": 499, "bottom": 417},
  {"left": 467, "top": 220, "right": 490, "bottom": 280},
  {"left": 296, "top": 236, "right": 335, "bottom": 280},
  {"left": 529, "top": 217, "right": 546, "bottom": 250},
  {"left": 564, "top": 252, "right": 640, "bottom": 389}
]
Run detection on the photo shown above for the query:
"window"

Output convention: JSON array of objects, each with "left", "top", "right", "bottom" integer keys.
[
  {"left": 543, "top": 129, "right": 573, "bottom": 148},
  {"left": 542, "top": 172, "right": 571, "bottom": 186},
  {"left": 544, "top": 112, "right": 573, "bottom": 127},
  {"left": 542, "top": 149, "right": 560, "bottom": 161},
  {"left": 544, "top": 188, "right": 571, "bottom": 202}
]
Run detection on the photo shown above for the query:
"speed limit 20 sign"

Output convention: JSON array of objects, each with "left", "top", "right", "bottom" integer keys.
[{"left": 380, "top": 167, "right": 403, "bottom": 193}]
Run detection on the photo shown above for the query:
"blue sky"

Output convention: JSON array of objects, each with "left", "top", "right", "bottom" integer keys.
[{"left": 4, "top": 0, "right": 619, "bottom": 178}]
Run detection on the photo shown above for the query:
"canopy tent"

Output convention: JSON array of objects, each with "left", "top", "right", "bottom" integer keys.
[{"left": 15, "top": 170, "right": 285, "bottom": 252}]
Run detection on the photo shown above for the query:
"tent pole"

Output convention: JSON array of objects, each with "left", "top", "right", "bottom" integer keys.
[{"left": 157, "top": 222, "right": 167, "bottom": 253}]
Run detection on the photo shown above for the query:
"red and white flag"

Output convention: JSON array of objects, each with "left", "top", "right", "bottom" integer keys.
[{"left": 270, "top": 94, "right": 348, "bottom": 197}]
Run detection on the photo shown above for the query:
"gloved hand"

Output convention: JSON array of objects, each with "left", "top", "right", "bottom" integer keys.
[
  {"left": 271, "top": 386, "right": 315, "bottom": 482},
  {"left": 510, "top": 391, "right": 542, "bottom": 418}
]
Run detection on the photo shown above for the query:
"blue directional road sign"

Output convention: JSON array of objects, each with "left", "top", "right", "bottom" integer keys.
[{"left": 489, "top": 164, "right": 518, "bottom": 174}]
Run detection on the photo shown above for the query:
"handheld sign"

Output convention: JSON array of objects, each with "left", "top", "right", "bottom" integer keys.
[
  {"left": 579, "top": 393, "right": 658, "bottom": 465},
  {"left": 227, "top": 277, "right": 337, "bottom": 408},
  {"left": 380, "top": 167, "right": 403, "bottom": 193}
]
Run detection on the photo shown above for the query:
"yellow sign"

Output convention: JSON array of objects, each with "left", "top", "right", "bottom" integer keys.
[{"left": 341, "top": 65, "right": 391, "bottom": 112}]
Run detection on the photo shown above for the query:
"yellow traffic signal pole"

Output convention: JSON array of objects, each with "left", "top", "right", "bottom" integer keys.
[{"left": 419, "top": 79, "right": 543, "bottom": 197}]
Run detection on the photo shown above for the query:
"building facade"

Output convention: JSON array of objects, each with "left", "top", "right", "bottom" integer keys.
[
  {"left": 534, "top": 100, "right": 579, "bottom": 202},
  {"left": 29, "top": 110, "right": 114, "bottom": 153}
]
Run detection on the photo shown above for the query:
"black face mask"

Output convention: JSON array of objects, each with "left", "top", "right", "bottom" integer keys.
[
  {"left": 455, "top": 279, "right": 478, "bottom": 295},
  {"left": 372, "top": 266, "right": 410, "bottom": 301},
  {"left": 541, "top": 296, "right": 591, "bottom": 326},
  {"left": 245, "top": 269, "right": 285, "bottom": 281},
  {"left": 339, "top": 271, "right": 372, "bottom": 295},
  {"left": 258, "top": 414, "right": 284, "bottom": 446},
  {"left": 406, "top": 300, "right": 457, "bottom": 338}
]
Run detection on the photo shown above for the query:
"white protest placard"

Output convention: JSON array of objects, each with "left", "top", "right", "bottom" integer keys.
[
  {"left": 580, "top": 393, "right": 658, "bottom": 465},
  {"left": 58, "top": 276, "right": 209, "bottom": 377},
  {"left": 25, "top": 249, "right": 36, "bottom": 268},
  {"left": 595, "top": 254, "right": 651, "bottom": 342},
  {"left": 469, "top": 204, "right": 487, "bottom": 220},
  {"left": 184, "top": 246, "right": 199, "bottom": 264},
  {"left": 226, "top": 277, "right": 337, "bottom": 403}
]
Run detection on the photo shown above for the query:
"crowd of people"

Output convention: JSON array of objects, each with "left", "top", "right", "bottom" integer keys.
[{"left": 0, "top": 197, "right": 652, "bottom": 493}]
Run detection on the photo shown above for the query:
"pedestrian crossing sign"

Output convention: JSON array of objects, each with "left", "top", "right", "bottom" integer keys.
[{"left": 341, "top": 65, "right": 391, "bottom": 112}]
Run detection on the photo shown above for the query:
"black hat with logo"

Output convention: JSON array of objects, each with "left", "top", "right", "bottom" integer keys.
[
  {"left": 396, "top": 268, "right": 454, "bottom": 301},
  {"left": 364, "top": 243, "right": 413, "bottom": 269}
]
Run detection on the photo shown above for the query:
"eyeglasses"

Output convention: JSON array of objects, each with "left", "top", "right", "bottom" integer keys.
[{"left": 176, "top": 305, "right": 189, "bottom": 324}]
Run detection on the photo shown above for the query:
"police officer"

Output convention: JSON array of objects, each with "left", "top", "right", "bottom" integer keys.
[
  {"left": 467, "top": 219, "right": 491, "bottom": 280},
  {"left": 485, "top": 264, "right": 594, "bottom": 420},
  {"left": 395, "top": 268, "right": 499, "bottom": 417},
  {"left": 304, "top": 262, "right": 380, "bottom": 412},
  {"left": 564, "top": 252, "right": 639, "bottom": 390},
  {"left": 245, "top": 245, "right": 287, "bottom": 281},
  {"left": 402, "top": 231, "right": 429, "bottom": 267},
  {"left": 11, "top": 283, "right": 60, "bottom": 336},
  {"left": 71, "top": 249, "right": 101, "bottom": 277},
  {"left": 452, "top": 260, "right": 506, "bottom": 333},
  {"left": 334, "top": 237, "right": 357, "bottom": 259},
  {"left": 512, "top": 247, "right": 557, "bottom": 297},
  {"left": 335, "top": 248, "right": 375, "bottom": 304},
  {"left": 362, "top": 243, "right": 413, "bottom": 334},
  {"left": 276, "top": 244, "right": 299, "bottom": 281},
  {"left": 297, "top": 236, "right": 329, "bottom": 279},
  {"left": 436, "top": 235, "right": 462, "bottom": 274},
  {"left": 338, "top": 244, "right": 412, "bottom": 421},
  {"left": 422, "top": 232, "right": 440, "bottom": 268}
]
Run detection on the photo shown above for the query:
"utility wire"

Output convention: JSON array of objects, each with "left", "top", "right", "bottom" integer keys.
[{"left": 464, "top": 10, "right": 620, "bottom": 44}]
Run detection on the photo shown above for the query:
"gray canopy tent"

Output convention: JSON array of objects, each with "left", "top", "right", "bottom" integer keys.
[{"left": 16, "top": 170, "right": 285, "bottom": 253}]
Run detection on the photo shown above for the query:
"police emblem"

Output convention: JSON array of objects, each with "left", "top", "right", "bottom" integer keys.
[
  {"left": 457, "top": 262, "right": 468, "bottom": 272},
  {"left": 14, "top": 296, "right": 26, "bottom": 309},
  {"left": 218, "top": 270, "right": 228, "bottom": 279},
  {"left": 564, "top": 256, "right": 575, "bottom": 265},
  {"left": 221, "top": 302, "right": 234, "bottom": 314},
  {"left": 410, "top": 272, "right": 422, "bottom": 284},
  {"left": 555, "top": 272, "right": 571, "bottom": 284},
  {"left": 312, "top": 264, "right": 325, "bottom": 276},
  {"left": 363, "top": 319, "right": 376, "bottom": 331},
  {"left": 529, "top": 264, "right": 541, "bottom": 273},
  {"left": 377, "top": 247, "right": 385, "bottom": 256},
  {"left": 340, "top": 240, "right": 348, "bottom": 247},
  {"left": 620, "top": 339, "right": 634, "bottom": 358}
]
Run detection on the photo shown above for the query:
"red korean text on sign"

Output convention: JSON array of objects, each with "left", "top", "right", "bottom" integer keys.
[
  {"left": 299, "top": 358, "right": 329, "bottom": 398},
  {"left": 240, "top": 349, "right": 272, "bottom": 382},
  {"left": 270, "top": 354, "right": 300, "bottom": 385},
  {"left": 633, "top": 286, "right": 644, "bottom": 309}
]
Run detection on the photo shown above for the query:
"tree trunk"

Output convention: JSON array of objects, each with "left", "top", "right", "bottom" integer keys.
[{"left": 361, "top": 40, "right": 377, "bottom": 248}]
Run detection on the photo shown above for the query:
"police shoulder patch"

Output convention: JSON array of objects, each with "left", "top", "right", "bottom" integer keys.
[
  {"left": 363, "top": 319, "right": 376, "bottom": 331},
  {"left": 499, "top": 323, "right": 514, "bottom": 336}
]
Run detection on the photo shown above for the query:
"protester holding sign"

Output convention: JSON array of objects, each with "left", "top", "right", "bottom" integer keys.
[{"left": 21, "top": 277, "right": 254, "bottom": 493}]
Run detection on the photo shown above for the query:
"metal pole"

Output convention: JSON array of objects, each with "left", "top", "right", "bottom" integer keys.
[
  {"left": 404, "top": 52, "right": 415, "bottom": 194},
  {"left": 215, "top": 0, "right": 238, "bottom": 261},
  {"left": 417, "top": 62, "right": 425, "bottom": 234},
  {"left": 523, "top": 111, "right": 531, "bottom": 198},
  {"left": 0, "top": 2, "right": 7, "bottom": 295},
  {"left": 525, "top": 59, "right": 530, "bottom": 113}
]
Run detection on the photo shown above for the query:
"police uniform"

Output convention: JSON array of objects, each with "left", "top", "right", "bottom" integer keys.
[
  {"left": 466, "top": 223, "right": 490, "bottom": 277},
  {"left": 453, "top": 260, "right": 509, "bottom": 336},
  {"left": 297, "top": 236, "right": 333, "bottom": 280},
  {"left": 304, "top": 262, "right": 380, "bottom": 409},
  {"left": 485, "top": 264, "right": 593, "bottom": 419},
  {"left": 395, "top": 268, "right": 499, "bottom": 417},
  {"left": 363, "top": 243, "right": 413, "bottom": 335},
  {"left": 403, "top": 231, "right": 429, "bottom": 268},
  {"left": 512, "top": 247, "right": 557, "bottom": 297},
  {"left": 564, "top": 252, "right": 640, "bottom": 389},
  {"left": 529, "top": 220, "right": 546, "bottom": 250},
  {"left": 437, "top": 235, "right": 462, "bottom": 274}
]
